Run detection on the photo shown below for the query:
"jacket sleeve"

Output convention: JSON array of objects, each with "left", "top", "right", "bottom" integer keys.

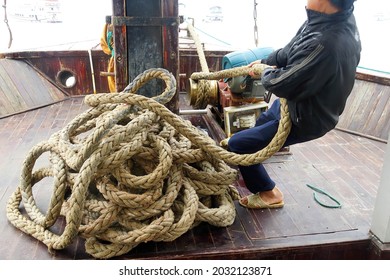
[
  {"left": 263, "top": 23, "right": 307, "bottom": 68},
  {"left": 261, "top": 42, "right": 334, "bottom": 101},
  {"left": 263, "top": 42, "right": 292, "bottom": 68}
]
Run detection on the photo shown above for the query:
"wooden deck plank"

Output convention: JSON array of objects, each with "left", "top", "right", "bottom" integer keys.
[
  {"left": 225, "top": 202, "right": 254, "bottom": 248},
  {"left": 271, "top": 161, "right": 354, "bottom": 235},
  {"left": 163, "top": 231, "right": 197, "bottom": 256},
  {"left": 0, "top": 98, "right": 387, "bottom": 259}
]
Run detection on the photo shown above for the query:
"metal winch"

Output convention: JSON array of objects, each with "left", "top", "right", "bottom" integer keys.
[
  {"left": 188, "top": 47, "right": 273, "bottom": 109},
  {"left": 188, "top": 47, "right": 274, "bottom": 136}
]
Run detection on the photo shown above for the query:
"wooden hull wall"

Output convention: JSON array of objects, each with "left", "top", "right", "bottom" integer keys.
[
  {"left": 1, "top": 50, "right": 111, "bottom": 96},
  {"left": 337, "top": 77, "right": 390, "bottom": 141}
]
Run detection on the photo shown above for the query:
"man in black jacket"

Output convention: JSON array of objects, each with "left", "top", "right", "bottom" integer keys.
[{"left": 228, "top": 0, "right": 361, "bottom": 208}]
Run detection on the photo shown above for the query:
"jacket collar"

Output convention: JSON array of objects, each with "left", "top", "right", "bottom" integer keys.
[{"left": 305, "top": 6, "right": 353, "bottom": 25}]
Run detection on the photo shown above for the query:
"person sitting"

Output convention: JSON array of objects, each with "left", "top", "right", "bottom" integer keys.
[{"left": 228, "top": 0, "right": 361, "bottom": 209}]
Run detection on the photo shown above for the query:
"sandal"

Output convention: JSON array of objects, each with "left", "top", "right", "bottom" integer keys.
[{"left": 239, "top": 192, "right": 284, "bottom": 209}]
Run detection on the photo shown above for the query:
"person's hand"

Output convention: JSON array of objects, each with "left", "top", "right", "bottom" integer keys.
[
  {"left": 248, "top": 60, "right": 261, "bottom": 68},
  {"left": 248, "top": 60, "right": 262, "bottom": 78},
  {"left": 248, "top": 61, "right": 276, "bottom": 78}
]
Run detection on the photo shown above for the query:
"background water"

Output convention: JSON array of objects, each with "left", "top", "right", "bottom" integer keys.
[{"left": 0, "top": 0, "right": 389, "bottom": 74}]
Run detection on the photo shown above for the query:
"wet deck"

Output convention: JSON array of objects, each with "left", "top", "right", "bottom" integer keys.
[{"left": 0, "top": 96, "right": 386, "bottom": 260}]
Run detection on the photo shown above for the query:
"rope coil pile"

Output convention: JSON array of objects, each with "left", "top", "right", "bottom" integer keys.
[{"left": 6, "top": 67, "right": 291, "bottom": 259}]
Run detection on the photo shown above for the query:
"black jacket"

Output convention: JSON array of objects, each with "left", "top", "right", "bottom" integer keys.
[{"left": 261, "top": 7, "right": 361, "bottom": 139}]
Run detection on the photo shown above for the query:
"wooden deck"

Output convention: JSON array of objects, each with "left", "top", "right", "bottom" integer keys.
[{"left": 0, "top": 96, "right": 387, "bottom": 260}]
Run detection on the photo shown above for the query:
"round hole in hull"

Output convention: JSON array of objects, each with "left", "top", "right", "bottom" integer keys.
[{"left": 56, "top": 69, "right": 77, "bottom": 88}]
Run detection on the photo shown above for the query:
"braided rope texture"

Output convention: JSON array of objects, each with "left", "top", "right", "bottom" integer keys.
[{"left": 6, "top": 68, "right": 291, "bottom": 259}]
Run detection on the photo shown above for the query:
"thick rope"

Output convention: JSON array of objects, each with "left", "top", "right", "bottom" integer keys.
[
  {"left": 86, "top": 87, "right": 291, "bottom": 166},
  {"left": 6, "top": 66, "right": 291, "bottom": 259},
  {"left": 186, "top": 22, "right": 209, "bottom": 73},
  {"left": 191, "top": 64, "right": 270, "bottom": 81}
]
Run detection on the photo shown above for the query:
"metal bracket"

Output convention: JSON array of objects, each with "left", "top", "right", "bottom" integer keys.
[{"left": 112, "top": 16, "right": 179, "bottom": 27}]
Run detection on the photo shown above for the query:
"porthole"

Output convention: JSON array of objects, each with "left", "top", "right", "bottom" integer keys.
[{"left": 56, "top": 69, "right": 77, "bottom": 88}]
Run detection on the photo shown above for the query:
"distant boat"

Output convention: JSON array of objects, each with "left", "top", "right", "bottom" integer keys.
[
  {"left": 203, "top": 6, "right": 223, "bottom": 22},
  {"left": 11, "top": 0, "right": 62, "bottom": 23}
]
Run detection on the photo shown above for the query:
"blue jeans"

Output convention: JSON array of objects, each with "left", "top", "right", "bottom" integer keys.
[{"left": 228, "top": 99, "right": 312, "bottom": 194}]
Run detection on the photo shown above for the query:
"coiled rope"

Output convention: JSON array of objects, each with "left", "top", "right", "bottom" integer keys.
[
  {"left": 7, "top": 20, "right": 292, "bottom": 258},
  {"left": 5, "top": 67, "right": 290, "bottom": 259}
]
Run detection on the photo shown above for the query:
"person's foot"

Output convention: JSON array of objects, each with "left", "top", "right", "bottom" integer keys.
[{"left": 239, "top": 186, "right": 284, "bottom": 208}]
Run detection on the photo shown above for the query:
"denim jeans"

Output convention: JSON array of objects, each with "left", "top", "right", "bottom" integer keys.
[{"left": 228, "top": 99, "right": 313, "bottom": 193}]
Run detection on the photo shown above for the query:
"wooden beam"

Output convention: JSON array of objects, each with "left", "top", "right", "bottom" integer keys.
[
  {"left": 162, "top": 0, "right": 179, "bottom": 113},
  {"left": 112, "top": 0, "right": 128, "bottom": 92}
]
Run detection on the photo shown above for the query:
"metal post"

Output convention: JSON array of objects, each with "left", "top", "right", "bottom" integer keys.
[{"left": 112, "top": 0, "right": 179, "bottom": 113}]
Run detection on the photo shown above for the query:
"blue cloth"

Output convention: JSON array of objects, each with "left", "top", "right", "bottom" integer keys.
[{"left": 227, "top": 99, "right": 313, "bottom": 193}]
